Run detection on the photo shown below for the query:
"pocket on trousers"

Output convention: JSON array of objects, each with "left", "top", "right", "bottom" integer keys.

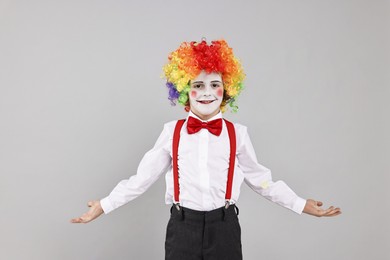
[
  {"left": 165, "top": 216, "right": 176, "bottom": 258},
  {"left": 229, "top": 215, "right": 242, "bottom": 244}
]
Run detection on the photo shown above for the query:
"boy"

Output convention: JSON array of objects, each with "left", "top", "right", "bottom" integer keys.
[{"left": 71, "top": 39, "right": 341, "bottom": 259}]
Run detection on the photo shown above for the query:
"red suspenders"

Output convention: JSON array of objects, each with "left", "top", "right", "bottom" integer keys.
[
  {"left": 172, "top": 119, "right": 185, "bottom": 204},
  {"left": 224, "top": 119, "right": 236, "bottom": 202},
  {"left": 172, "top": 118, "right": 236, "bottom": 208}
]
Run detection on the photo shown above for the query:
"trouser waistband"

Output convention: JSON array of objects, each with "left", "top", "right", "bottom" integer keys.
[{"left": 170, "top": 204, "right": 239, "bottom": 222}]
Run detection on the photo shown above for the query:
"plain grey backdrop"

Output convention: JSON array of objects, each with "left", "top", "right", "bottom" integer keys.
[{"left": 0, "top": 0, "right": 389, "bottom": 259}]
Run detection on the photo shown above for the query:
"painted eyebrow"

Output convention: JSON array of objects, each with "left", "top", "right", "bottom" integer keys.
[{"left": 191, "top": 80, "right": 222, "bottom": 84}]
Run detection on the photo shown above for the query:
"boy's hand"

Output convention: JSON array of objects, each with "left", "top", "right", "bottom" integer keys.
[
  {"left": 70, "top": 200, "right": 104, "bottom": 223},
  {"left": 303, "top": 199, "right": 341, "bottom": 217}
]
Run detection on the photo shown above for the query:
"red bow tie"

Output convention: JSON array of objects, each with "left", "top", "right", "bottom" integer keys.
[{"left": 187, "top": 116, "right": 223, "bottom": 136}]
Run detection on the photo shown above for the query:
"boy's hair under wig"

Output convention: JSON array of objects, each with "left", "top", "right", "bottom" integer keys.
[{"left": 163, "top": 40, "right": 245, "bottom": 112}]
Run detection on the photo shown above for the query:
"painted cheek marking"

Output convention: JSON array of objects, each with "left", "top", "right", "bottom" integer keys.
[
  {"left": 216, "top": 88, "right": 223, "bottom": 97},
  {"left": 190, "top": 90, "right": 197, "bottom": 98}
]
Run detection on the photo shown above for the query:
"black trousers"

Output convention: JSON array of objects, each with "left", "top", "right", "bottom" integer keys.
[{"left": 165, "top": 205, "right": 243, "bottom": 260}]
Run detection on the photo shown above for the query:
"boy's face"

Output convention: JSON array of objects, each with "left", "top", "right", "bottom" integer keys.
[{"left": 189, "top": 71, "right": 224, "bottom": 120}]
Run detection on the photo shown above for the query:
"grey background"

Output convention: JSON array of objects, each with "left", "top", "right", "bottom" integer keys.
[{"left": 0, "top": 0, "right": 389, "bottom": 259}]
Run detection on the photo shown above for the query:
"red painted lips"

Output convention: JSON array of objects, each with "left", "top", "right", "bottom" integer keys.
[{"left": 197, "top": 100, "right": 216, "bottom": 104}]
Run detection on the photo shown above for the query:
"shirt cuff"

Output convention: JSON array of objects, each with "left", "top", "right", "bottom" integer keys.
[
  {"left": 100, "top": 197, "right": 115, "bottom": 214},
  {"left": 292, "top": 197, "right": 307, "bottom": 214}
]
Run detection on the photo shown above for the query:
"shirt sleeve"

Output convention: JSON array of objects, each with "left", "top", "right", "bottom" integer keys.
[
  {"left": 100, "top": 124, "right": 172, "bottom": 214},
  {"left": 236, "top": 126, "right": 307, "bottom": 214}
]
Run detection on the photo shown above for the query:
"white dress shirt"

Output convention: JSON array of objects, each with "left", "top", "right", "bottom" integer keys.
[{"left": 100, "top": 111, "right": 307, "bottom": 214}]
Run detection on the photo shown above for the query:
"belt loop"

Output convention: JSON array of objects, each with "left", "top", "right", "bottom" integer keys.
[
  {"left": 223, "top": 200, "right": 231, "bottom": 221},
  {"left": 234, "top": 204, "right": 239, "bottom": 216},
  {"left": 174, "top": 203, "right": 184, "bottom": 220}
]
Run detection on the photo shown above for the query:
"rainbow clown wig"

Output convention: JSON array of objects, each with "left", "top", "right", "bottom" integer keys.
[{"left": 163, "top": 39, "right": 245, "bottom": 112}]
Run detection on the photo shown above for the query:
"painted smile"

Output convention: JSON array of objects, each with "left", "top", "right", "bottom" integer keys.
[{"left": 197, "top": 99, "right": 216, "bottom": 104}]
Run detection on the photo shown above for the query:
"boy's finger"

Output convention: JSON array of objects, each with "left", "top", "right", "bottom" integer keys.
[
  {"left": 71, "top": 217, "right": 82, "bottom": 223},
  {"left": 321, "top": 207, "right": 334, "bottom": 216},
  {"left": 325, "top": 208, "right": 341, "bottom": 217}
]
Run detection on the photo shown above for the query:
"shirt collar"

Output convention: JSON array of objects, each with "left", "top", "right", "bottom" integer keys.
[{"left": 187, "top": 110, "right": 223, "bottom": 122}]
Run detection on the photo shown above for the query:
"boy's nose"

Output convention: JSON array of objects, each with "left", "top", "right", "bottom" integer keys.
[{"left": 203, "top": 85, "right": 212, "bottom": 96}]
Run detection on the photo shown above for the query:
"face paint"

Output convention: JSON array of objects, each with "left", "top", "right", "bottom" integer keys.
[
  {"left": 216, "top": 88, "right": 223, "bottom": 97},
  {"left": 189, "top": 71, "right": 223, "bottom": 120},
  {"left": 190, "top": 90, "right": 197, "bottom": 98}
]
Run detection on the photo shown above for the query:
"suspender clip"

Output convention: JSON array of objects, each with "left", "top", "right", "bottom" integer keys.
[
  {"left": 174, "top": 203, "right": 181, "bottom": 211},
  {"left": 225, "top": 200, "right": 230, "bottom": 209}
]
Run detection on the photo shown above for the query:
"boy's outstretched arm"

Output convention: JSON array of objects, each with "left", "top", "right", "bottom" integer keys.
[
  {"left": 302, "top": 199, "right": 341, "bottom": 217},
  {"left": 70, "top": 124, "right": 172, "bottom": 224},
  {"left": 70, "top": 201, "right": 104, "bottom": 224}
]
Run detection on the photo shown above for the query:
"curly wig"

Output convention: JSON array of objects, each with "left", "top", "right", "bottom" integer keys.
[{"left": 163, "top": 39, "right": 245, "bottom": 112}]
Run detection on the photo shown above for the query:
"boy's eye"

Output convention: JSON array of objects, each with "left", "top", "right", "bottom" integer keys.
[
  {"left": 211, "top": 83, "right": 221, "bottom": 88},
  {"left": 192, "top": 84, "right": 203, "bottom": 88}
]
